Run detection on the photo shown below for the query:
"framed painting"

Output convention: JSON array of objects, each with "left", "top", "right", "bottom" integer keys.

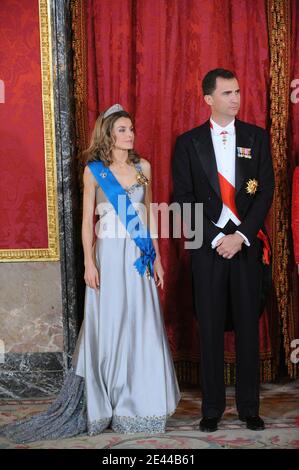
[{"left": 0, "top": 0, "right": 59, "bottom": 262}]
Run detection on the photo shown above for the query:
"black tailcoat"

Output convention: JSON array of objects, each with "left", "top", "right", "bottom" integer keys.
[{"left": 172, "top": 119, "right": 275, "bottom": 417}]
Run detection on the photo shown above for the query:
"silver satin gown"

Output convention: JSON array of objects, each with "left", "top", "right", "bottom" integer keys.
[{"left": 1, "top": 167, "right": 181, "bottom": 442}]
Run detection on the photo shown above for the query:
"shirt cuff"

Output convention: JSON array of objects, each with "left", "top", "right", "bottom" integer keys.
[
  {"left": 235, "top": 230, "right": 250, "bottom": 246},
  {"left": 211, "top": 232, "right": 225, "bottom": 249}
]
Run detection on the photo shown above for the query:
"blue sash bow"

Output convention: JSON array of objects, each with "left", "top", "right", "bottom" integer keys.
[{"left": 87, "top": 160, "right": 156, "bottom": 278}]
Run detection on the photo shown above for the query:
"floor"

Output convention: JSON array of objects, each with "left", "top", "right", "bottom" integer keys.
[{"left": 0, "top": 380, "right": 298, "bottom": 449}]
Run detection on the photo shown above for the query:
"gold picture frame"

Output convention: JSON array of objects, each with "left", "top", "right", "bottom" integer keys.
[{"left": 0, "top": 0, "right": 59, "bottom": 262}]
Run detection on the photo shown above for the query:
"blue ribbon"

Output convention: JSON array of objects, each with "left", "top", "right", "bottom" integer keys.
[{"left": 87, "top": 161, "right": 156, "bottom": 278}]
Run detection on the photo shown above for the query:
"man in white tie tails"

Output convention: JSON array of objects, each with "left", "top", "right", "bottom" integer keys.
[{"left": 173, "top": 69, "right": 274, "bottom": 432}]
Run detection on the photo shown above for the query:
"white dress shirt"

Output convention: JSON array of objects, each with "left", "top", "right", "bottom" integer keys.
[{"left": 209, "top": 117, "right": 249, "bottom": 248}]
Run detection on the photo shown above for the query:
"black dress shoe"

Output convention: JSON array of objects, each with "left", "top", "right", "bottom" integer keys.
[
  {"left": 239, "top": 415, "right": 265, "bottom": 431},
  {"left": 199, "top": 417, "right": 220, "bottom": 432}
]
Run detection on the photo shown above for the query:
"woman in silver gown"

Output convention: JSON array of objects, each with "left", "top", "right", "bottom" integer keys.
[{"left": 0, "top": 104, "right": 180, "bottom": 443}]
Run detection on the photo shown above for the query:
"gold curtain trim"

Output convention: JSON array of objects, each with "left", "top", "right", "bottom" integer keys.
[
  {"left": 71, "top": 0, "right": 89, "bottom": 154},
  {"left": 174, "top": 359, "right": 275, "bottom": 386},
  {"left": 267, "top": 0, "right": 298, "bottom": 378},
  {"left": 71, "top": 0, "right": 88, "bottom": 201}
]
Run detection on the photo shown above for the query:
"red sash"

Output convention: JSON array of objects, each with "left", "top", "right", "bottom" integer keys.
[
  {"left": 217, "top": 173, "right": 270, "bottom": 265},
  {"left": 210, "top": 120, "right": 271, "bottom": 265}
]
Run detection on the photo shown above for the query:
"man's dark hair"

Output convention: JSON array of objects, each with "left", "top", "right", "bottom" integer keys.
[{"left": 202, "top": 68, "right": 236, "bottom": 96}]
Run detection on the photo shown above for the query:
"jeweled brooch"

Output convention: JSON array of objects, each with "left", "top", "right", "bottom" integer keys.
[
  {"left": 136, "top": 170, "right": 149, "bottom": 186},
  {"left": 246, "top": 178, "right": 258, "bottom": 195}
]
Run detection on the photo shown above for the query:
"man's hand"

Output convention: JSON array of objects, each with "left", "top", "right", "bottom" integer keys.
[{"left": 216, "top": 232, "right": 244, "bottom": 259}]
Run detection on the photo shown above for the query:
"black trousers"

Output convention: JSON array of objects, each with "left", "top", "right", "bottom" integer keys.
[{"left": 190, "top": 222, "right": 263, "bottom": 418}]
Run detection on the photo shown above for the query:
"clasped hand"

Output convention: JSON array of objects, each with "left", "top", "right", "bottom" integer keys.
[{"left": 216, "top": 233, "right": 244, "bottom": 259}]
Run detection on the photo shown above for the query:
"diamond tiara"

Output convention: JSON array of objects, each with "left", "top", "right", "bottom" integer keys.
[{"left": 103, "top": 103, "right": 124, "bottom": 119}]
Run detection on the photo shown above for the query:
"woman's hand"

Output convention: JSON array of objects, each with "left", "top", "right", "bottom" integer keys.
[
  {"left": 154, "top": 257, "right": 164, "bottom": 289},
  {"left": 84, "top": 262, "right": 100, "bottom": 290}
]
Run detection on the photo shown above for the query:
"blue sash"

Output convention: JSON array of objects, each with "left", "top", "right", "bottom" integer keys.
[{"left": 88, "top": 160, "right": 156, "bottom": 278}]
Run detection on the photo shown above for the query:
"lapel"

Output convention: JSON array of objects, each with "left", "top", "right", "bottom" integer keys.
[
  {"left": 235, "top": 119, "right": 255, "bottom": 194},
  {"left": 191, "top": 119, "right": 255, "bottom": 198},
  {"left": 191, "top": 120, "right": 221, "bottom": 199}
]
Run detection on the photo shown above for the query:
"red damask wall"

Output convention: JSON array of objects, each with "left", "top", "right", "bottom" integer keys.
[{"left": 0, "top": 0, "right": 48, "bottom": 250}]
